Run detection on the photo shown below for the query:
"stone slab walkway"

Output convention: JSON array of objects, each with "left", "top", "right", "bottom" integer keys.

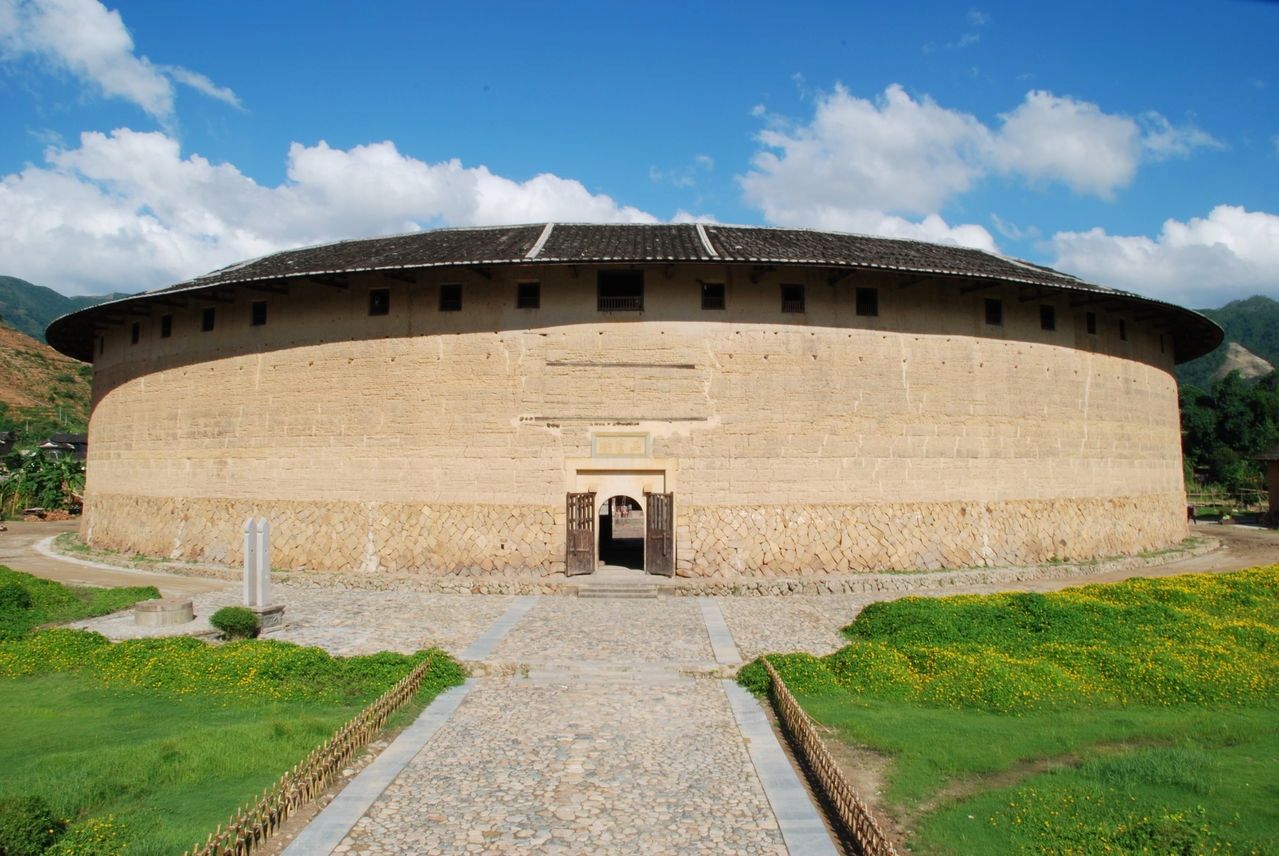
[{"left": 287, "top": 591, "right": 835, "bottom": 855}]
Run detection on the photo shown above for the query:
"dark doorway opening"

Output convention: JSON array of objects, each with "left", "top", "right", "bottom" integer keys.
[{"left": 599, "top": 495, "right": 644, "bottom": 569}]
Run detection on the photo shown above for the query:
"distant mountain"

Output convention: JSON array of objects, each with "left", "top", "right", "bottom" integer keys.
[
  {"left": 0, "top": 275, "right": 130, "bottom": 343},
  {"left": 1177, "top": 296, "right": 1279, "bottom": 389},
  {"left": 0, "top": 322, "right": 91, "bottom": 449}
]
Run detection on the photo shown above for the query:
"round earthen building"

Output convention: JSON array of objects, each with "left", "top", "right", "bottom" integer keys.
[{"left": 47, "top": 224, "right": 1221, "bottom": 579}]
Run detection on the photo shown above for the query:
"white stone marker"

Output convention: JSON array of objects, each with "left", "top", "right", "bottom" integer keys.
[{"left": 243, "top": 516, "right": 284, "bottom": 629}]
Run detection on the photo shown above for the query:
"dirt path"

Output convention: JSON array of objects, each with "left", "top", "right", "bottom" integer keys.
[{"left": 0, "top": 519, "right": 229, "bottom": 597}]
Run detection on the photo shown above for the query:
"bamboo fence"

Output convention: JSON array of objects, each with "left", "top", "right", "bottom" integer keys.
[
  {"left": 763, "top": 658, "right": 898, "bottom": 856},
  {"left": 183, "top": 652, "right": 447, "bottom": 856}
]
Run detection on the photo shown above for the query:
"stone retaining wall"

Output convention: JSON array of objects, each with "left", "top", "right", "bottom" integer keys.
[
  {"left": 83, "top": 491, "right": 1185, "bottom": 577},
  {"left": 83, "top": 493, "right": 564, "bottom": 575},
  {"left": 678, "top": 493, "right": 1187, "bottom": 576}
]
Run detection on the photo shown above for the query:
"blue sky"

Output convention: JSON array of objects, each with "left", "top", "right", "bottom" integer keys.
[{"left": 0, "top": 0, "right": 1276, "bottom": 308}]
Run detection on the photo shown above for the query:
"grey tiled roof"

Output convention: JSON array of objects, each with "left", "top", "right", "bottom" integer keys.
[
  {"left": 178, "top": 224, "right": 1096, "bottom": 292},
  {"left": 45, "top": 223, "right": 1221, "bottom": 362}
]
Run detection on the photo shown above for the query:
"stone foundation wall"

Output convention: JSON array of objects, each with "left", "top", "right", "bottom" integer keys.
[
  {"left": 83, "top": 491, "right": 1185, "bottom": 577},
  {"left": 83, "top": 493, "right": 564, "bottom": 576},
  {"left": 677, "top": 493, "right": 1187, "bottom": 576}
]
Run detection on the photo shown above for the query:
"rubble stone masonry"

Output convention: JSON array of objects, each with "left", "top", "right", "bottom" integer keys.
[{"left": 83, "top": 266, "right": 1188, "bottom": 576}]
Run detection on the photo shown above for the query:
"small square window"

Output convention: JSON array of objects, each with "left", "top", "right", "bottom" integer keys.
[
  {"left": 130, "top": 321, "right": 140, "bottom": 345},
  {"left": 1160, "top": 334, "right": 1166, "bottom": 354},
  {"left": 439, "top": 284, "right": 462, "bottom": 312},
  {"left": 1086, "top": 312, "right": 1097, "bottom": 335},
  {"left": 251, "top": 301, "right": 267, "bottom": 326},
  {"left": 597, "top": 270, "right": 644, "bottom": 311},
  {"left": 985, "top": 297, "right": 1003, "bottom": 326},
  {"left": 160, "top": 314, "right": 172, "bottom": 338},
  {"left": 517, "top": 282, "right": 540, "bottom": 309},
  {"left": 855, "top": 287, "right": 878, "bottom": 317},
  {"left": 701, "top": 282, "right": 725, "bottom": 310},
  {"left": 369, "top": 288, "right": 390, "bottom": 316},
  {"left": 781, "top": 284, "right": 805, "bottom": 313},
  {"left": 98, "top": 337, "right": 104, "bottom": 356},
  {"left": 1119, "top": 319, "right": 1128, "bottom": 341},
  {"left": 1040, "top": 305, "right": 1055, "bottom": 331},
  {"left": 201, "top": 307, "right": 215, "bottom": 332}
]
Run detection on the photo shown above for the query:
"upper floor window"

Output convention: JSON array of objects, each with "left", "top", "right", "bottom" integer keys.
[
  {"left": 251, "top": 301, "right": 267, "bottom": 326},
  {"left": 985, "top": 297, "right": 1003, "bottom": 326},
  {"left": 1086, "top": 311, "right": 1097, "bottom": 335},
  {"left": 781, "top": 284, "right": 805, "bottom": 314},
  {"left": 517, "top": 282, "right": 540, "bottom": 309},
  {"left": 701, "top": 282, "right": 725, "bottom": 310},
  {"left": 369, "top": 288, "right": 390, "bottom": 316},
  {"left": 160, "top": 314, "right": 172, "bottom": 338},
  {"left": 598, "top": 270, "right": 644, "bottom": 312},
  {"left": 1040, "top": 305, "right": 1056, "bottom": 331},
  {"left": 130, "top": 322, "right": 140, "bottom": 345},
  {"left": 1119, "top": 319, "right": 1128, "bottom": 341},
  {"left": 201, "top": 307, "right": 215, "bottom": 332},
  {"left": 855, "top": 287, "right": 878, "bottom": 317},
  {"left": 439, "top": 284, "right": 462, "bottom": 312}
]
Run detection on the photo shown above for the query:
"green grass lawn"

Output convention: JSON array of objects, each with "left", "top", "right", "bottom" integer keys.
[
  {"left": 0, "top": 566, "right": 158, "bottom": 639},
  {"left": 743, "top": 567, "right": 1279, "bottom": 854},
  {"left": 0, "top": 673, "right": 360, "bottom": 855},
  {"left": 0, "top": 566, "right": 465, "bottom": 855}
]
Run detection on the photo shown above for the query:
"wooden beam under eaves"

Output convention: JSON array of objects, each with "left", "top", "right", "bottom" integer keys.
[
  {"left": 310, "top": 274, "right": 349, "bottom": 289},
  {"left": 827, "top": 269, "right": 854, "bottom": 286},
  {"left": 201, "top": 291, "right": 235, "bottom": 304},
  {"left": 469, "top": 266, "right": 494, "bottom": 280},
  {"left": 1019, "top": 287, "right": 1062, "bottom": 303},
  {"left": 382, "top": 270, "right": 416, "bottom": 284},
  {"left": 247, "top": 282, "right": 290, "bottom": 295},
  {"left": 959, "top": 280, "right": 999, "bottom": 295},
  {"left": 127, "top": 306, "right": 151, "bottom": 316},
  {"left": 749, "top": 265, "right": 775, "bottom": 283},
  {"left": 896, "top": 275, "right": 928, "bottom": 289},
  {"left": 1069, "top": 294, "right": 1107, "bottom": 308}
]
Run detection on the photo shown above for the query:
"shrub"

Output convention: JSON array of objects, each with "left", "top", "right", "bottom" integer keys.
[
  {"left": 0, "top": 794, "right": 67, "bottom": 856},
  {"left": 0, "top": 583, "right": 32, "bottom": 612},
  {"left": 210, "top": 606, "right": 260, "bottom": 639},
  {"left": 48, "top": 815, "right": 128, "bottom": 856},
  {"left": 754, "top": 566, "right": 1279, "bottom": 713},
  {"left": 0, "top": 628, "right": 462, "bottom": 706}
]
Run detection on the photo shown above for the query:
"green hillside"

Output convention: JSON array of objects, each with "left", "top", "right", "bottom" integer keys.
[
  {"left": 1178, "top": 295, "right": 1279, "bottom": 388},
  {"left": 0, "top": 276, "right": 128, "bottom": 343}
]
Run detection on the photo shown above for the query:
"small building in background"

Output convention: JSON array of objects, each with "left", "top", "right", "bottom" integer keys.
[
  {"left": 39, "top": 433, "right": 88, "bottom": 461},
  {"left": 1259, "top": 445, "right": 1279, "bottom": 526}
]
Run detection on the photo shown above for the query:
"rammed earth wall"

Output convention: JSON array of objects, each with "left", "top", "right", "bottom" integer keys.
[{"left": 81, "top": 263, "right": 1190, "bottom": 577}]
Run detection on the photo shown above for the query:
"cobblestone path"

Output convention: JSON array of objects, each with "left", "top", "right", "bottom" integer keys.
[
  {"left": 283, "top": 595, "right": 836, "bottom": 856},
  {"left": 337, "top": 678, "right": 788, "bottom": 855}
]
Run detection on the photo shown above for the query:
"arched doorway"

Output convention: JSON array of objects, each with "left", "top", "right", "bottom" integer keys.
[{"left": 599, "top": 495, "right": 644, "bottom": 569}]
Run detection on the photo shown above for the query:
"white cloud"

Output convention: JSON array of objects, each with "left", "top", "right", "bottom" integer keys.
[
  {"left": 1051, "top": 205, "right": 1279, "bottom": 307},
  {"left": 162, "top": 65, "right": 242, "bottom": 110},
  {"left": 991, "top": 91, "right": 1141, "bottom": 197},
  {"left": 649, "top": 154, "right": 715, "bottom": 189},
  {"left": 0, "top": 0, "right": 239, "bottom": 119},
  {"left": 0, "top": 129, "right": 656, "bottom": 295},
  {"left": 989, "top": 213, "right": 1040, "bottom": 241},
  {"left": 742, "top": 84, "right": 991, "bottom": 219},
  {"left": 740, "top": 84, "right": 1221, "bottom": 248},
  {"left": 670, "top": 210, "right": 719, "bottom": 224}
]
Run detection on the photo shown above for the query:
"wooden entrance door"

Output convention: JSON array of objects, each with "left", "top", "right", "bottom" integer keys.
[
  {"left": 644, "top": 492, "right": 674, "bottom": 577},
  {"left": 566, "top": 492, "right": 596, "bottom": 576}
]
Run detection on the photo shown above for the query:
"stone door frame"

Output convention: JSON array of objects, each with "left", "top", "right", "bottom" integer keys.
[{"left": 564, "top": 458, "right": 675, "bottom": 574}]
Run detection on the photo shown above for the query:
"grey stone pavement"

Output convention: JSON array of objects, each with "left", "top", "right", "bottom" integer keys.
[{"left": 6, "top": 520, "right": 1279, "bottom": 855}]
